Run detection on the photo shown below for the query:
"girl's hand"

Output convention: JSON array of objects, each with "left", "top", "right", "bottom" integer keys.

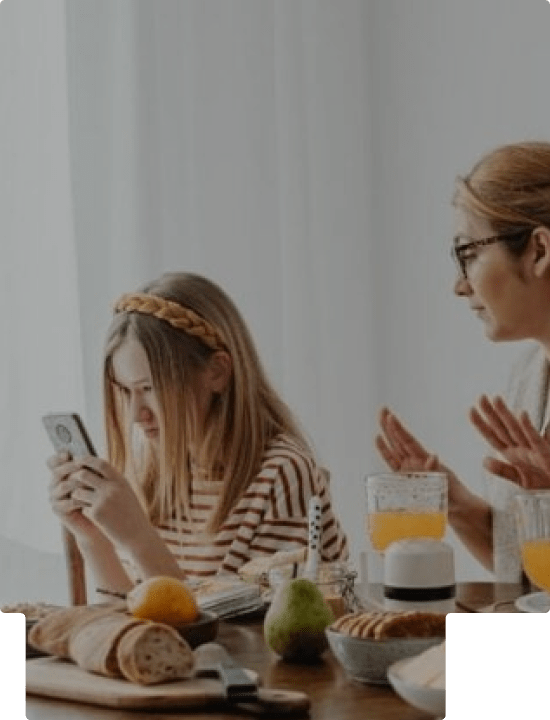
[
  {"left": 47, "top": 452, "right": 106, "bottom": 543},
  {"left": 61, "top": 456, "right": 155, "bottom": 552},
  {"left": 376, "top": 407, "right": 441, "bottom": 473},
  {"left": 470, "top": 394, "right": 550, "bottom": 490}
]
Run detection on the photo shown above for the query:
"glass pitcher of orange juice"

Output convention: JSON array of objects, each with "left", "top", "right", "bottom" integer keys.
[{"left": 365, "top": 472, "right": 448, "bottom": 552}]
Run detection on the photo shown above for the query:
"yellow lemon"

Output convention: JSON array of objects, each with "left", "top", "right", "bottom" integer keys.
[{"left": 127, "top": 576, "right": 199, "bottom": 626}]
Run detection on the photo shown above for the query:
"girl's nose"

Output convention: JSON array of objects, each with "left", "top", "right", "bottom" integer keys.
[{"left": 130, "top": 394, "right": 151, "bottom": 423}]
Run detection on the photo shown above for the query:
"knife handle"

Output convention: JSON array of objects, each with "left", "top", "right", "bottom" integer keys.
[{"left": 216, "top": 661, "right": 258, "bottom": 701}]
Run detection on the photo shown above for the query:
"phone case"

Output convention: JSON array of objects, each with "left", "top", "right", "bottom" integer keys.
[{"left": 42, "top": 413, "right": 96, "bottom": 458}]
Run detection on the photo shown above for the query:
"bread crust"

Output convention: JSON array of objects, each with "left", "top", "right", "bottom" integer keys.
[
  {"left": 28, "top": 606, "right": 119, "bottom": 658},
  {"left": 69, "top": 613, "right": 142, "bottom": 677}
]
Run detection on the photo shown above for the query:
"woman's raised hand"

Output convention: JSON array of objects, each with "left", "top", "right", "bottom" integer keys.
[
  {"left": 470, "top": 394, "right": 550, "bottom": 490},
  {"left": 375, "top": 407, "right": 441, "bottom": 473}
]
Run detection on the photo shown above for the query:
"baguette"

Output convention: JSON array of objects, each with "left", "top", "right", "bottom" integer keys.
[
  {"left": 29, "top": 605, "right": 196, "bottom": 685},
  {"left": 28, "top": 605, "right": 118, "bottom": 658},
  {"left": 69, "top": 613, "right": 142, "bottom": 677},
  {"left": 116, "top": 622, "right": 195, "bottom": 685}
]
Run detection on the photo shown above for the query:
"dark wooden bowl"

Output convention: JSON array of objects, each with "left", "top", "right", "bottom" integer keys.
[{"left": 176, "top": 610, "right": 219, "bottom": 649}]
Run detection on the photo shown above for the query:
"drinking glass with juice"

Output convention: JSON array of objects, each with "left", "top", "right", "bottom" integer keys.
[{"left": 515, "top": 492, "right": 550, "bottom": 593}]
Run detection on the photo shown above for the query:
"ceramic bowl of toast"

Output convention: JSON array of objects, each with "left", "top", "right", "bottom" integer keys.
[{"left": 325, "top": 610, "right": 446, "bottom": 685}]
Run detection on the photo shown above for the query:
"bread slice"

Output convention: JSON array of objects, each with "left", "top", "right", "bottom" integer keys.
[
  {"left": 330, "top": 612, "right": 358, "bottom": 633},
  {"left": 331, "top": 611, "right": 389, "bottom": 638},
  {"left": 116, "top": 622, "right": 195, "bottom": 685}
]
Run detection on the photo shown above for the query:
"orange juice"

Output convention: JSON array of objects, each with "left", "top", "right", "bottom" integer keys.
[
  {"left": 367, "top": 510, "right": 446, "bottom": 552},
  {"left": 521, "top": 539, "right": 550, "bottom": 591}
]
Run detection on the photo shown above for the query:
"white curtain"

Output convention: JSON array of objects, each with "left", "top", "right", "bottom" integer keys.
[
  {"left": 0, "top": 0, "right": 85, "bottom": 555},
  {"left": 1, "top": 0, "right": 377, "bottom": 597}
]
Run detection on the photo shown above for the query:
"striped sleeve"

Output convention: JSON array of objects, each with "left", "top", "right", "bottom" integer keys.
[{"left": 261, "top": 450, "right": 349, "bottom": 562}]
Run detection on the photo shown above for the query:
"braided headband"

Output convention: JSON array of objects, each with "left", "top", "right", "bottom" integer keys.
[{"left": 113, "top": 293, "right": 226, "bottom": 350}]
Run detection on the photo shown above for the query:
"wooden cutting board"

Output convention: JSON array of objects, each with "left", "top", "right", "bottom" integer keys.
[{"left": 26, "top": 657, "right": 310, "bottom": 713}]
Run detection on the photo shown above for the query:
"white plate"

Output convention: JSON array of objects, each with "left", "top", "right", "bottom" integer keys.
[
  {"left": 514, "top": 591, "right": 550, "bottom": 613},
  {"left": 388, "top": 658, "right": 445, "bottom": 718}
]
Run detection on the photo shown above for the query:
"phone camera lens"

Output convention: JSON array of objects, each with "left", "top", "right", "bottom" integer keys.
[{"left": 55, "top": 424, "right": 72, "bottom": 444}]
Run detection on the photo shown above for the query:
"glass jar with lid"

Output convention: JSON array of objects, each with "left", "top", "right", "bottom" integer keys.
[{"left": 314, "top": 562, "right": 360, "bottom": 619}]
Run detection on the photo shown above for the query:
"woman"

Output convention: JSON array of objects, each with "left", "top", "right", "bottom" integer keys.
[
  {"left": 376, "top": 141, "right": 550, "bottom": 580},
  {"left": 48, "top": 272, "right": 348, "bottom": 594}
]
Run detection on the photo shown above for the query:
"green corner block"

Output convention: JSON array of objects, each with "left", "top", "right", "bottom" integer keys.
[
  {"left": 0, "top": 613, "right": 25, "bottom": 720},
  {"left": 446, "top": 613, "right": 550, "bottom": 720}
]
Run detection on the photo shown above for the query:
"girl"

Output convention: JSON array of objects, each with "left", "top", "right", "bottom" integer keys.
[
  {"left": 376, "top": 141, "right": 550, "bottom": 580},
  {"left": 48, "top": 272, "right": 348, "bottom": 594}
]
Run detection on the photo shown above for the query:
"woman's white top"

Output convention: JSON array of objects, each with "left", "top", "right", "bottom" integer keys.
[{"left": 490, "top": 344, "right": 550, "bottom": 581}]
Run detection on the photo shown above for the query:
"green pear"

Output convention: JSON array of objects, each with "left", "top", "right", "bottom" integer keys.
[{"left": 263, "top": 578, "right": 334, "bottom": 661}]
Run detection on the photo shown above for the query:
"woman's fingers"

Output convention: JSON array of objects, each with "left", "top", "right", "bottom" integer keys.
[
  {"left": 470, "top": 396, "right": 508, "bottom": 451},
  {"left": 424, "top": 454, "right": 439, "bottom": 471},
  {"left": 471, "top": 395, "right": 532, "bottom": 452},
  {"left": 375, "top": 434, "right": 400, "bottom": 471},
  {"left": 379, "top": 408, "right": 428, "bottom": 459},
  {"left": 482, "top": 455, "right": 521, "bottom": 483},
  {"left": 491, "top": 396, "right": 531, "bottom": 447},
  {"left": 470, "top": 407, "right": 505, "bottom": 451},
  {"left": 519, "top": 412, "right": 550, "bottom": 460}
]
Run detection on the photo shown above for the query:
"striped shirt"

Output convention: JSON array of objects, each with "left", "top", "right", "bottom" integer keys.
[{"left": 155, "top": 435, "right": 349, "bottom": 579}]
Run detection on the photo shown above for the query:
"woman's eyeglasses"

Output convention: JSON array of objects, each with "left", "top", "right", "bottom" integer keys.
[{"left": 451, "top": 231, "right": 531, "bottom": 280}]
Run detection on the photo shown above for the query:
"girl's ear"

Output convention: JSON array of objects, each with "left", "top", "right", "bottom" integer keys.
[
  {"left": 530, "top": 226, "right": 550, "bottom": 278},
  {"left": 206, "top": 350, "right": 233, "bottom": 393}
]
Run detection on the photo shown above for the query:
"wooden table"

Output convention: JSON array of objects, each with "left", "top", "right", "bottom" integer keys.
[{"left": 26, "top": 582, "right": 526, "bottom": 720}]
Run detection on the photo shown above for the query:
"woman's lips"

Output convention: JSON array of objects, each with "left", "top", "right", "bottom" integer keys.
[{"left": 143, "top": 428, "right": 159, "bottom": 438}]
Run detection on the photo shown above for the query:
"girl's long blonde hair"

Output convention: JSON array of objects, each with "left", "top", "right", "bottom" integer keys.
[{"left": 103, "top": 272, "right": 310, "bottom": 534}]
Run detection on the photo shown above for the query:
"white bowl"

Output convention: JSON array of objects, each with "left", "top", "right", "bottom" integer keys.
[
  {"left": 388, "top": 657, "right": 445, "bottom": 717},
  {"left": 325, "top": 628, "right": 443, "bottom": 685}
]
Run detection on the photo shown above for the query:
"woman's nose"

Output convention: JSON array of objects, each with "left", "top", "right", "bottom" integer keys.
[{"left": 453, "top": 273, "right": 471, "bottom": 297}]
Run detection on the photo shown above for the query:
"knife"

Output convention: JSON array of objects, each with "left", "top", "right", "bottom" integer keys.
[{"left": 194, "top": 642, "right": 310, "bottom": 714}]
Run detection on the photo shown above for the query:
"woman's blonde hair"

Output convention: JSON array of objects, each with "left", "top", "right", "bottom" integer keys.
[
  {"left": 454, "top": 140, "right": 550, "bottom": 256},
  {"left": 103, "top": 272, "right": 310, "bottom": 534}
]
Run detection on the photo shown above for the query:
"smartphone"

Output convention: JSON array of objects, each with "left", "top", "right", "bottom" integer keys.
[{"left": 42, "top": 412, "right": 96, "bottom": 459}]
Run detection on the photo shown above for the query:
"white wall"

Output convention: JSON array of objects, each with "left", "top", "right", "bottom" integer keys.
[
  {"left": 4, "top": 0, "right": 550, "bottom": 588},
  {"left": 65, "top": 0, "right": 550, "bottom": 582},
  {"left": 364, "top": 0, "right": 550, "bottom": 579}
]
